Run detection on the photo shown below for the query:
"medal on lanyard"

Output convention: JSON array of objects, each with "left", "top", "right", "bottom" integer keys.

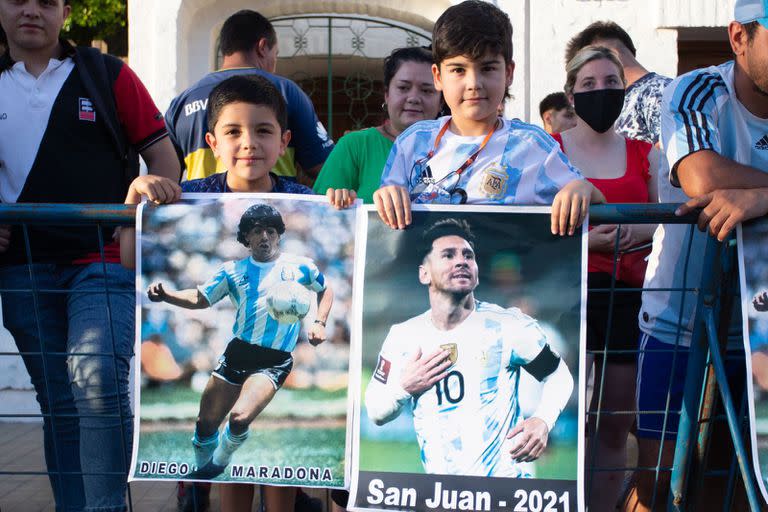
[{"left": 408, "top": 117, "right": 501, "bottom": 204}]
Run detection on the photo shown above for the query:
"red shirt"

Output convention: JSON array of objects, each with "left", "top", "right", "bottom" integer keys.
[{"left": 552, "top": 133, "right": 652, "bottom": 284}]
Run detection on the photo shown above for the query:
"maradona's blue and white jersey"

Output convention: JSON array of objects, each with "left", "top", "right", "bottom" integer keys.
[
  {"left": 364, "top": 301, "right": 550, "bottom": 477},
  {"left": 380, "top": 116, "right": 582, "bottom": 204},
  {"left": 640, "top": 61, "right": 768, "bottom": 346},
  {"left": 198, "top": 252, "right": 325, "bottom": 352}
]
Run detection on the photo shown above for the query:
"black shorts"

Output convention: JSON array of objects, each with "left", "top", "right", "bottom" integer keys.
[
  {"left": 212, "top": 338, "right": 293, "bottom": 388},
  {"left": 587, "top": 272, "right": 642, "bottom": 364}
]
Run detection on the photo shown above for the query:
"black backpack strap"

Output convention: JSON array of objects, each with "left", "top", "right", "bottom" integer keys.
[
  {"left": 73, "top": 47, "right": 140, "bottom": 185},
  {"left": 73, "top": 47, "right": 127, "bottom": 159}
]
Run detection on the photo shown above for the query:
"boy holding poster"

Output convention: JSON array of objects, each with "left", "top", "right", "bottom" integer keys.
[
  {"left": 123, "top": 75, "right": 324, "bottom": 511},
  {"left": 331, "top": 0, "right": 595, "bottom": 462},
  {"left": 330, "top": 1, "right": 595, "bottom": 510},
  {"left": 341, "top": 0, "right": 604, "bottom": 234}
]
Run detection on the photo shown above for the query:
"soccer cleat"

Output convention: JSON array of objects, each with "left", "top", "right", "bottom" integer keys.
[{"left": 187, "top": 461, "right": 227, "bottom": 480}]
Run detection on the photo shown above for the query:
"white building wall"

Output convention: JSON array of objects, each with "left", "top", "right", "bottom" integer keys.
[
  {"left": 129, "top": 0, "right": 735, "bottom": 122},
  {"left": 506, "top": 0, "right": 735, "bottom": 122}
]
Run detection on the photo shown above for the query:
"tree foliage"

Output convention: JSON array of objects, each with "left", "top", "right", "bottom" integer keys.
[{"left": 63, "top": 0, "right": 127, "bottom": 47}]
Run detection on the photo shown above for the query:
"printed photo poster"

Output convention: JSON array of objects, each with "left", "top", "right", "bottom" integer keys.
[
  {"left": 738, "top": 218, "right": 768, "bottom": 505},
  {"left": 129, "top": 193, "right": 359, "bottom": 488},
  {"left": 349, "top": 206, "right": 586, "bottom": 512}
]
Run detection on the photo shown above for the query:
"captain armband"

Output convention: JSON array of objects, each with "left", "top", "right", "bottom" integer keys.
[{"left": 523, "top": 344, "right": 560, "bottom": 382}]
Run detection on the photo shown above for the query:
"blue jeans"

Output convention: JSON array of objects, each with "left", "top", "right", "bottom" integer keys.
[{"left": 0, "top": 263, "right": 134, "bottom": 512}]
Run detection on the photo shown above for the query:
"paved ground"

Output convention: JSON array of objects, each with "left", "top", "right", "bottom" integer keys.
[{"left": 0, "top": 423, "right": 334, "bottom": 511}]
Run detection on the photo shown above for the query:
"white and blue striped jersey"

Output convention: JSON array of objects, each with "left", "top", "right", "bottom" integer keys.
[
  {"left": 198, "top": 253, "right": 326, "bottom": 352},
  {"left": 641, "top": 61, "right": 768, "bottom": 346},
  {"left": 380, "top": 116, "right": 583, "bottom": 204},
  {"left": 364, "top": 301, "right": 549, "bottom": 477}
]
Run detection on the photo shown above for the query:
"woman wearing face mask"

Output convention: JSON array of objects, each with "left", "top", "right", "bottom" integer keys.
[
  {"left": 553, "top": 45, "right": 659, "bottom": 512},
  {"left": 314, "top": 46, "right": 442, "bottom": 204}
]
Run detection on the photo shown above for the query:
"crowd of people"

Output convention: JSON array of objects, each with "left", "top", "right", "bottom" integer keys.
[{"left": 2, "top": 0, "right": 768, "bottom": 511}]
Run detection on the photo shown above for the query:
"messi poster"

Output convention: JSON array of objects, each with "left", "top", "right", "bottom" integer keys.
[
  {"left": 738, "top": 219, "right": 768, "bottom": 505},
  {"left": 348, "top": 206, "right": 586, "bottom": 512},
  {"left": 129, "top": 194, "right": 359, "bottom": 488}
]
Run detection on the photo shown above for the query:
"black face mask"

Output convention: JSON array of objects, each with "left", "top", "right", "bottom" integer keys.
[{"left": 572, "top": 89, "right": 625, "bottom": 133}]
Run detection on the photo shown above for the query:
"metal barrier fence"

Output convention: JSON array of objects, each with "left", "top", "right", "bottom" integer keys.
[{"left": 0, "top": 203, "right": 759, "bottom": 512}]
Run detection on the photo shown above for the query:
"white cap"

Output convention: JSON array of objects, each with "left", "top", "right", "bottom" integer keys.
[{"left": 735, "top": 0, "right": 768, "bottom": 27}]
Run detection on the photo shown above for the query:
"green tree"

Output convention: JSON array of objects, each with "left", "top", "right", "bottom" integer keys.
[{"left": 63, "top": 0, "right": 127, "bottom": 54}]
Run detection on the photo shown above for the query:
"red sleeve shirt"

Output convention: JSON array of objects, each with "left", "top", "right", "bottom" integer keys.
[{"left": 112, "top": 61, "right": 167, "bottom": 151}]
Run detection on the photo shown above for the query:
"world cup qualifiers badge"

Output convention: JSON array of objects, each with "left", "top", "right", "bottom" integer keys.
[{"left": 373, "top": 356, "right": 391, "bottom": 384}]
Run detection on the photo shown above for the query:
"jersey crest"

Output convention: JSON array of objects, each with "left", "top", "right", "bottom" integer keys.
[
  {"left": 440, "top": 342, "right": 458, "bottom": 364},
  {"left": 479, "top": 165, "right": 508, "bottom": 199},
  {"left": 280, "top": 266, "right": 298, "bottom": 281}
]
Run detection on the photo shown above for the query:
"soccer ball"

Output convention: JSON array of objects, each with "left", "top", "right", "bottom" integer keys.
[{"left": 266, "top": 280, "right": 311, "bottom": 324}]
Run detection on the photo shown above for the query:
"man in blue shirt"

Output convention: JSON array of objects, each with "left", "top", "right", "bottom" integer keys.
[{"left": 165, "top": 10, "right": 333, "bottom": 183}]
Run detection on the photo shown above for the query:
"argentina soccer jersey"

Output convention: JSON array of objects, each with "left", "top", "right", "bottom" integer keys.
[
  {"left": 365, "top": 302, "right": 554, "bottom": 478},
  {"left": 199, "top": 253, "right": 326, "bottom": 353}
]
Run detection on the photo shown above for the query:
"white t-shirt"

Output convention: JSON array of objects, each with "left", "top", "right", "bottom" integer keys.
[
  {"left": 0, "top": 58, "right": 74, "bottom": 203},
  {"left": 380, "top": 116, "right": 583, "bottom": 205},
  {"left": 640, "top": 61, "right": 768, "bottom": 346}
]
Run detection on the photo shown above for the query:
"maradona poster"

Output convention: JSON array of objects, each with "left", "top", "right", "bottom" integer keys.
[
  {"left": 129, "top": 194, "right": 359, "bottom": 488},
  {"left": 738, "top": 219, "right": 768, "bottom": 505},
  {"left": 348, "top": 206, "right": 586, "bottom": 512}
]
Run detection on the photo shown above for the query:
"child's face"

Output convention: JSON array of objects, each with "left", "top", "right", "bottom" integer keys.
[
  {"left": 205, "top": 102, "right": 290, "bottom": 191},
  {"left": 432, "top": 52, "right": 514, "bottom": 133}
]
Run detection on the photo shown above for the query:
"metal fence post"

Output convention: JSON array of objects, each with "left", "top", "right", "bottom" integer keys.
[
  {"left": 704, "top": 310, "right": 761, "bottom": 510},
  {"left": 669, "top": 236, "right": 722, "bottom": 511}
]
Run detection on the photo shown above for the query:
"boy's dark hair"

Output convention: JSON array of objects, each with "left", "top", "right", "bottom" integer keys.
[
  {"left": 419, "top": 218, "right": 475, "bottom": 262},
  {"left": 207, "top": 74, "right": 287, "bottom": 133},
  {"left": 564, "top": 21, "right": 636, "bottom": 64},
  {"left": 383, "top": 46, "right": 433, "bottom": 89},
  {"left": 539, "top": 92, "right": 571, "bottom": 118},
  {"left": 219, "top": 10, "right": 277, "bottom": 57},
  {"left": 432, "top": 0, "right": 513, "bottom": 65}
]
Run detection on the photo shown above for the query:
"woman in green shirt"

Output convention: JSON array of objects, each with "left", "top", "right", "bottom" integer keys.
[{"left": 314, "top": 46, "right": 442, "bottom": 203}]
